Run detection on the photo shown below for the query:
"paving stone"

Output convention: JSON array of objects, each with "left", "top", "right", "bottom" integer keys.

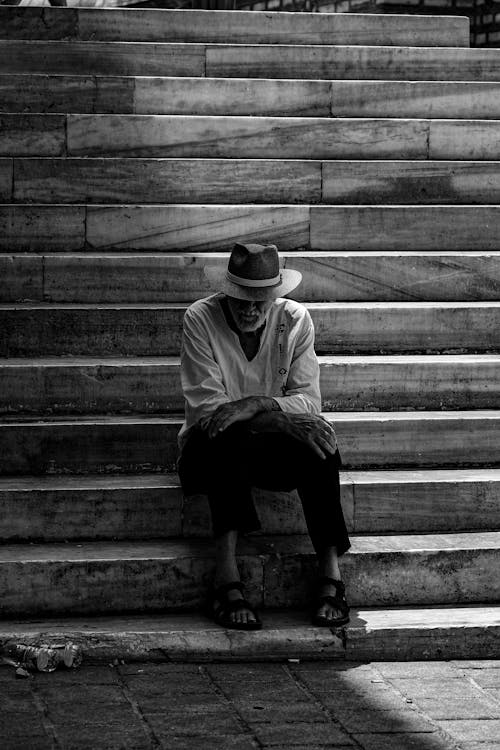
[
  {"left": 353, "top": 734, "right": 454, "bottom": 750},
  {"left": 437, "top": 719, "right": 500, "bottom": 742},
  {"left": 410, "top": 696, "right": 498, "bottom": 720},
  {"left": 53, "top": 721, "right": 150, "bottom": 750},
  {"left": 252, "top": 721, "right": 354, "bottom": 746},
  {"left": 153, "top": 734, "right": 257, "bottom": 750},
  {"left": 235, "top": 700, "right": 326, "bottom": 724},
  {"left": 144, "top": 711, "right": 243, "bottom": 736},
  {"left": 33, "top": 665, "right": 121, "bottom": 684},
  {"left": 467, "top": 669, "right": 500, "bottom": 688},
  {"left": 373, "top": 662, "right": 463, "bottom": 679},
  {"left": 334, "top": 708, "right": 437, "bottom": 733}
]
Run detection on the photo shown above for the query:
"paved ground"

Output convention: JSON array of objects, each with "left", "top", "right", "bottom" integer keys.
[{"left": 1, "top": 659, "right": 500, "bottom": 749}]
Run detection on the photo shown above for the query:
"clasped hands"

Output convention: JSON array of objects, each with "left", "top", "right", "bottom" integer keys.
[{"left": 199, "top": 397, "right": 337, "bottom": 460}]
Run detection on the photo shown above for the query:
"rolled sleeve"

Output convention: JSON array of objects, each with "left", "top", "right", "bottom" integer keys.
[{"left": 272, "top": 309, "right": 322, "bottom": 415}]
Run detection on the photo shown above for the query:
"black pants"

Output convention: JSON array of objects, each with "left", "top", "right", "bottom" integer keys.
[{"left": 178, "top": 423, "right": 351, "bottom": 557}]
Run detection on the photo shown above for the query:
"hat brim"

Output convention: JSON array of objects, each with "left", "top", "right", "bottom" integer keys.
[{"left": 211, "top": 268, "right": 302, "bottom": 301}]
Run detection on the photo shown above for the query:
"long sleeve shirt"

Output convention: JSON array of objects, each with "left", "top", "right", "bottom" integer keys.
[{"left": 178, "top": 293, "right": 321, "bottom": 448}]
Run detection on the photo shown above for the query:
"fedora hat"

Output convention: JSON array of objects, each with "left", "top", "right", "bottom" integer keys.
[{"left": 207, "top": 243, "right": 302, "bottom": 301}]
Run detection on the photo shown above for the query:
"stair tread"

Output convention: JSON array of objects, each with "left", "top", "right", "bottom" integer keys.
[
  {"left": 1, "top": 604, "right": 497, "bottom": 634},
  {"left": 0, "top": 531, "right": 499, "bottom": 562},
  {"left": 3, "top": 353, "right": 500, "bottom": 366},
  {"left": 2, "top": 410, "right": 500, "bottom": 426}
]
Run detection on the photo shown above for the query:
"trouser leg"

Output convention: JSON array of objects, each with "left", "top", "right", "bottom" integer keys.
[{"left": 178, "top": 425, "right": 261, "bottom": 538}]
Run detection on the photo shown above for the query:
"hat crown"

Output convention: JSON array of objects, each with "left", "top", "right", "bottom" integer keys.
[{"left": 228, "top": 243, "right": 279, "bottom": 282}]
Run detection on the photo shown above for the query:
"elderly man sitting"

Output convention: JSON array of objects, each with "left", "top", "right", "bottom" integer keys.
[{"left": 178, "top": 242, "right": 350, "bottom": 630}]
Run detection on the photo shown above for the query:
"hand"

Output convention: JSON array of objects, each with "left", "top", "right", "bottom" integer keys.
[
  {"left": 203, "top": 397, "right": 272, "bottom": 440},
  {"left": 282, "top": 413, "right": 337, "bottom": 460}
]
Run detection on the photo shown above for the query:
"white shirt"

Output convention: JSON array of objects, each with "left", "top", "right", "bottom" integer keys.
[{"left": 179, "top": 293, "right": 321, "bottom": 448}]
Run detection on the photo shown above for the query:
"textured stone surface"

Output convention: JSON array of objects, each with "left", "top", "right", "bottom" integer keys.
[
  {"left": 206, "top": 45, "right": 500, "bottom": 82},
  {"left": 0, "top": 205, "right": 86, "bottom": 252},
  {"left": 0, "top": 6, "right": 469, "bottom": 46},
  {"left": 3, "top": 301, "right": 499, "bottom": 357},
  {"left": 330, "top": 81, "right": 500, "bottom": 119},
  {"left": 0, "top": 158, "right": 12, "bottom": 201},
  {"left": 8, "top": 251, "right": 500, "bottom": 303},
  {"left": 134, "top": 77, "right": 332, "bottom": 117},
  {"left": 323, "top": 160, "right": 500, "bottom": 204},
  {"left": 0, "top": 533, "right": 498, "bottom": 615},
  {"left": 310, "top": 206, "right": 500, "bottom": 250},
  {"left": 0, "top": 475, "right": 183, "bottom": 542},
  {"left": 14, "top": 158, "right": 321, "bottom": 204},
  {"left": 1, "top": 411, "right": 500, "bottom": 475},
  {"left": 0, "top": 114, "right": 65, "bottom": 158},
  {"left": 86, "top": 205, "right": 310, "bottom": 252},
  {"left": 66, "top": 115, "right": 428, "bottom": 159},
  {"left": 430, "top": 120, "right": 500, "bottom": 160},
  {"left": 0, "top": 255, "right": 43, "bottom": 303},
  {"left": 0, "top": 40, "right": 206, "bottom": 77}
]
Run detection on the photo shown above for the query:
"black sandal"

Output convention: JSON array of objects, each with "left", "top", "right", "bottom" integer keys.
[
  {"left": 312, "top": 576, "right": 350, "bottom": 628},
  {"left": 207, "top": 581, "right": 262, "bottom": 631}
]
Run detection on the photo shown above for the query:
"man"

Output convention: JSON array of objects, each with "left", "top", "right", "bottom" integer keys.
[{"left": 178, "top": 242, "right": 350, "bottom": 630}]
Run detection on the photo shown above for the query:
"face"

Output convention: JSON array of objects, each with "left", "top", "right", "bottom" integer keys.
[{"left": 227, "top": 296, "right": 273, "bottom": 333}]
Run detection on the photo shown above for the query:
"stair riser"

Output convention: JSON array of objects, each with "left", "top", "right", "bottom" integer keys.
[
  {"left": 2, "top": 360, "right": 499, "bottom": 415},
  {"left": 4, "top": 204, "right": 500, "bottom": 253},
  {"left": 6, "top": 77, "right": 500, "bottom": 120},
  {"left": 4, "top": 116, "right": 500, "bottom": 161},
  {"left": 0, "top": 546, "right": 496, "bottom": 616},
  {"left": 3, "top": 475, "right": 498, "bottom": 541},
  {"left": 4, "top": 253, "right": 500, "bottom": 304},
  {"left": 2, "top": 42, "right": 499, "bottom": 81},
  {"left": 2, "top": 305, "right": 499, "bottom": 356},
  {"left": 7, "top": 159, "right": 500, "bottom": 205},
  {"left": 1, "top": 416, "right": 499, "bottom": 475},
  {"left": 0, "top": 8, "right": 469, "bottom": 46}
]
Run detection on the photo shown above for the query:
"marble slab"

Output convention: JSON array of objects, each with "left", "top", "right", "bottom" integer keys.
[
  {"left": 0, "top": 256, "right": 43, "bottom": 303},
  {"left": 66, "top": 115, "right": 428, "bottom": 159},
  {"left": 286, "top": 252, "right": 500, "bottom": 302},
  {"left": 0, "top": 114, "right": 65, "bottom": 157},
  {"left": 0, "top": 205, "right": 86, "bottom": 251},
  {"left": 0, "top": 74, "right": 97, "bottom": 114},
  {"left": 2, "top": 411, "right": 500, "bottom": 477},
  {"left": 42, "top": 251, "right": 500, "bottom": 304},
  {"left": 75, "top": 8, "right": 468, "bottom": 47},
  {"left": 310, "top": 206, "right": 500, "bottom": 251},
  {"left": 0, "top": 305, "right": 185, "bottom": 357},
  {"left": 319, "top": 354, "right": 500, "bottom": 411},
  {"left": 3, "top": 302, "right": 499, "bottom": 357},
  {"left": 0, "top": 7, "right": 78, "bottom": 40},
  {"left": 0, "top": 41, "right": 205, "bottom": 77},
  {"left": 310, "top": 301, "right": 500, "bottom": 354},
  {"left": 134, "top": 77, "right": 331, "bottom": 117},
  {"left": 430, "top": 120, "right": 500, "bottom": 160},
  {"left": 352, "top": 468, "right": 500, "bottom": 533},
  {"left": 0, "top": 158, "right": 12, "bottom": 201},
  {"left": 322, "top": 161, "right": 500, "bottom": 204},
  {"left": 0, "top": 358, "right": 183, "bottom": 416},
  {"left": 15, "top": 158, "right": 320, "bottom": 204},
  {"left": 0, "top": 475, "right": 183, "bottom": 542},
  {"left": 206, "top": 45, "right": 500, "bottom": 82},
  {"left": 85, "top": 205, "right": 310, "bottom": 252},
  {"left": 330, "top": 81, "right": 500, "bottom": 120}
]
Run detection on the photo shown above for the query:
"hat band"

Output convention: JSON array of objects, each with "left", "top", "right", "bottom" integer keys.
[{"left": 226, "top": 270, "right": 281, "bottom": 288}]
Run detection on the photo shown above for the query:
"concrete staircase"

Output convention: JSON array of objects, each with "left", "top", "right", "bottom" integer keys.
[{"left": 1, "top": 5, "right": 499, "bottom": 662}]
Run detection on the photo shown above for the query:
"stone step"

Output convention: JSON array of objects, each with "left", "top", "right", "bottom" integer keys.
[
  {"left": 0, "top": 532, "right": 498, "bottom": 616},
  {"left": 1, "top": 468, "right": 499, "bottom": 541},
  {"left": 2, "top": 355, "right": 500, "bottom": 415},
  {"left": 3, "top": 203, "right": 500, "bottom": 253},
  {"left": 0, "top": 605, "right": 497, "bottom": 661},
  {"left": 7, "top": 158, "right": 500, "bottom": 205},
  {"left": 6, "top": 75, "right": 500, "bottom": 120},
  {"left": 5, "top": 115, "right": 500, "bottom": 161},
  {"left": 1, "top": 302, "right": 498, "bottom": 357},
  {"left": 1, "top": 411, "right": 499, "bottom": 475},
  {"left": 3, "top": 41, "right": 500, "bottom": 81},
  {"left": 4, "top": 251, "right": 500, "bottom": 304},
  {"left": 0, "top": 7, "right": 469, "bottom": 47}
]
